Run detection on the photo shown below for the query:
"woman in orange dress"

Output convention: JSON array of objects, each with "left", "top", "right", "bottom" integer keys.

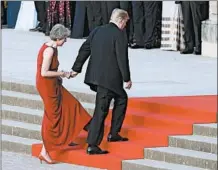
[{"left": 36, "top": 24, "right": 91, "bottom": 163}]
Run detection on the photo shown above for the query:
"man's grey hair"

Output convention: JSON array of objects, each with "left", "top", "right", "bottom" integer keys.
[
  {"left": 50, "top": 24, "right": 70, "bottom": 41},
  {"left": 110, "top": 8, "right": 129, "bottom": 23}
]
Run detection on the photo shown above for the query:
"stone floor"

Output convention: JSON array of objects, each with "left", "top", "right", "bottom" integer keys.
[
  {"left": 2, "top": 29, "right": 217, "bottom": 97},
  {"left": 2, "top": 151, "right": 101, "bottom": 170}
]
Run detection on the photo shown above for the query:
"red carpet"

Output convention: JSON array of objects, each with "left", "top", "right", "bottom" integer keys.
[{"left": 32, "top": 95, "right": 217, "bottom": 170}]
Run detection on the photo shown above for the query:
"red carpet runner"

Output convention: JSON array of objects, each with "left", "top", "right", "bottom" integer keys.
[{"left": 32, "top": 95, "right": 217, "bottom": 170}]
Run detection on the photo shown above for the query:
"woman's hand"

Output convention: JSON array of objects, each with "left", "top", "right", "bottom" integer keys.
[{"left": 60, "top": 70, "right": 71, "bottom": 79}]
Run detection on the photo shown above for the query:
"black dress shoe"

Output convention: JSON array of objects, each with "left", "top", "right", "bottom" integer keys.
[
  {"left": 193, "top": 49, "right": 201, "bottom": 55},
  {"left": 180, "top": 48, "right": 194, "bottom": 54},
  {"left": 107, "top": 134, "right": 128, "bottom": 142},
  {"left": 68, "top": 142, "right": 79, "bottom": 146},
  {"left": 144, "top": 43, "right": 153, "bottom": 49},
  {"left": 87, "top": 145, "right": 109, "bottom": 155},
  {"left": 129, "top": 43, "right": 144, "bottom": 49},
  {"left": 44, "top": 31, "right": 50, "bottom": 36},
  {"left": 194, "top": 47, "right": 201, "bottom": 55},
  {"left": 29, "top": 26, "right": 43, "bottom": 32}
]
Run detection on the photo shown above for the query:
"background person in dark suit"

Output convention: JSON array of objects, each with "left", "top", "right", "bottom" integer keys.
[
  {"left": 178, "top": 1, "right": 209, "bottom": 55},
  {"left": 100, "top": 1, "right": 120, "bottom": 25},
  {"left": 131, "top": 1, "right": 162, "bottom": 49},
  {"left": 71, "top": 8, "right": 132, "bottom": 155},
  {"left": 120, "top": 1, "right": 134, "bottom": 45}
]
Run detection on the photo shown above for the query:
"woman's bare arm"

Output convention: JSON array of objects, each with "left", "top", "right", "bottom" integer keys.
[{"left": 41, "top": 47, "right": 65, "bottom": 77}]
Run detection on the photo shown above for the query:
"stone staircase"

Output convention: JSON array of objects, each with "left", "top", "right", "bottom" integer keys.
[
  {"left": 1, "top": 81, "right": 96, "bottom": 154},
  {"left": 123, "top": 123, "right": 217, "bottom": 170},
  {"left": 1, "top": 80, "right": 217, "bottom": 170}
]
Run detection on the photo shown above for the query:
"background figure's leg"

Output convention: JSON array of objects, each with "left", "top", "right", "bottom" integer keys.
[
  {"left": 100, "top": 1, "right": 108, "bottom": 25},
  {"left": 106, "top": 1, "right": 120, "bottom": 21},
  {"left": 71, "top": 1, "right": 86, "bottom": 38},
  {"left": 143, "top": 1, "right": 162, "bottom": 48},
  {"left": 131, "top": 1, "right": 144, "bottom": 46},
  {"left": 86, "top": 2, "right": 94, "bottom": 32},
  {"left": 181, "top": 1, "right": 194, "bottom": 52},
  {"left": 190, "top": 2, "right": 203, "bottom": 54},
  {"left": 120, "top": 1, "right": 134, "bottom": 44},
  {"left": 92, "top": 1, "right": 103, "bottom": 28}
]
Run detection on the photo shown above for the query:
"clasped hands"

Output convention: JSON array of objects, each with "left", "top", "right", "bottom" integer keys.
[{"left": 60, "top": 70, "right": 78, "bottom": 79}]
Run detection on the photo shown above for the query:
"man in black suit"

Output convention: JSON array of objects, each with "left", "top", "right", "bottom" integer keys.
[{"left": 71, "top": 8, "right": 132, "bottom": 155}]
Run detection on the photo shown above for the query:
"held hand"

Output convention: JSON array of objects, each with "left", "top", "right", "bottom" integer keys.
[
  {"left": 125, "top": 80, "right": 132, "bottom": 90},
  {"left": 60, "top": 70, "right": 71, "bottom": 79},
  {"left": 70, "top": 71, "right": 78, "bottom": 78},
  {"left": 65, "top": 72, "right": 71, "bottom": 79}
]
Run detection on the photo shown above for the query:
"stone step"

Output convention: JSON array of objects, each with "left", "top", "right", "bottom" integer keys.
[
  {"left": 169, "top": 135, "right": 217, "bottom": 154},
  {"left": 2, "top": 104, "right": 43, "bottom": 125},
  {"left": 144, "top": 147, "right": 217, "bottom": 170},
  {"left": 2, "top": 81, "right": 96, "bottom": 104},
  {"left": 122, "top": 159, "right": 205, "bottom": 170},
  {"left": 2, "top": 134, "right": 41, "bottom": 154},
  {"left": 193, "top": 123, "right": 217, "bottom": 137},
  {"left": 2, "top": 119, "right": 42, "bottom": 140},
  {"left": 2, "top": 90, "right": 95, "bottom": 115}
]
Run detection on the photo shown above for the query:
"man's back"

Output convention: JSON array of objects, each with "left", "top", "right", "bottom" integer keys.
[{"left": 84, "top": 22, "right": 130, "bottom": 94}]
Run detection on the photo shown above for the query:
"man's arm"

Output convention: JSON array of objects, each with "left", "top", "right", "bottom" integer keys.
[
  {"left": 115, "top": 31, "right": 131, "bottom": 82},
  {"left": 72, "top": 27, "right": 99, "bottom": 73}
]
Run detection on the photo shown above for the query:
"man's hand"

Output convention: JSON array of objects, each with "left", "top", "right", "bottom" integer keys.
[
  {"left": 125, "top": 80, "right": 132, "bottom": 89},
  {"left": 60, "top": 70, "right": 71, "bottom": 79},
  {"left": 70, "top": 71, "right": 79, "bottom": 78}
]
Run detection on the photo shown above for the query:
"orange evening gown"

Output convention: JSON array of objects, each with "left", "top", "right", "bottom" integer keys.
[{"left": 36, "top": 44, "right": 91, "bottom": 152}]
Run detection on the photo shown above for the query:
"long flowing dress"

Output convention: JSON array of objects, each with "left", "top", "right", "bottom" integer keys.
[
  {"left": 36, "top": 44, "right": 91, "bottom": 152},
  {"left": 15, "top": 1, "right": 37, "bottom": 31},
  {"left": 161, "top": 1, "right": 185, "bottom": 51}
]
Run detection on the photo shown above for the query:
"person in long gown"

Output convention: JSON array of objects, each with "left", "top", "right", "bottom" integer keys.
[
  {"left": 36, "top": 24, "right": 91, "bottom": 163},
  {"left": 15, "top": 1, "right": 37, "bottom": 31},
  {"left": 45, "top": 0, "right": 72, "bottom": 36}
]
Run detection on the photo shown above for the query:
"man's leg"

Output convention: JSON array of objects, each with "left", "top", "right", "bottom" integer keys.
[
  {"left": 100, "top": 1, "right": 108, "bottom": 25},
  {"left": 106, "top": 1, "right": 120, "bottom": 21},
  {"left": 131, "top": 1, "right": 144, "bottom": 48},
  {"left": 87, "top": 86, "right": 113, "bottom": 154},
  {"left": 31, "top": 1, "right": 45, "bottom": 31},
  {"left": 92, "top": 1, "right": 102, "bottom": 29},
  {"left": 108, "top": 89, "right": 128, "bottom": 142},
  {"left": 143, "top": 1, "right": 162, "bottom": 49},
  {"left": 190, "top": 2, "right": 202, "bottom": 55},
  {"left": 120, "top": 1, "right": 134, "bottom": 44},
  {"left": 180, "top": 1, "right": 195, "bottom": 54}
]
